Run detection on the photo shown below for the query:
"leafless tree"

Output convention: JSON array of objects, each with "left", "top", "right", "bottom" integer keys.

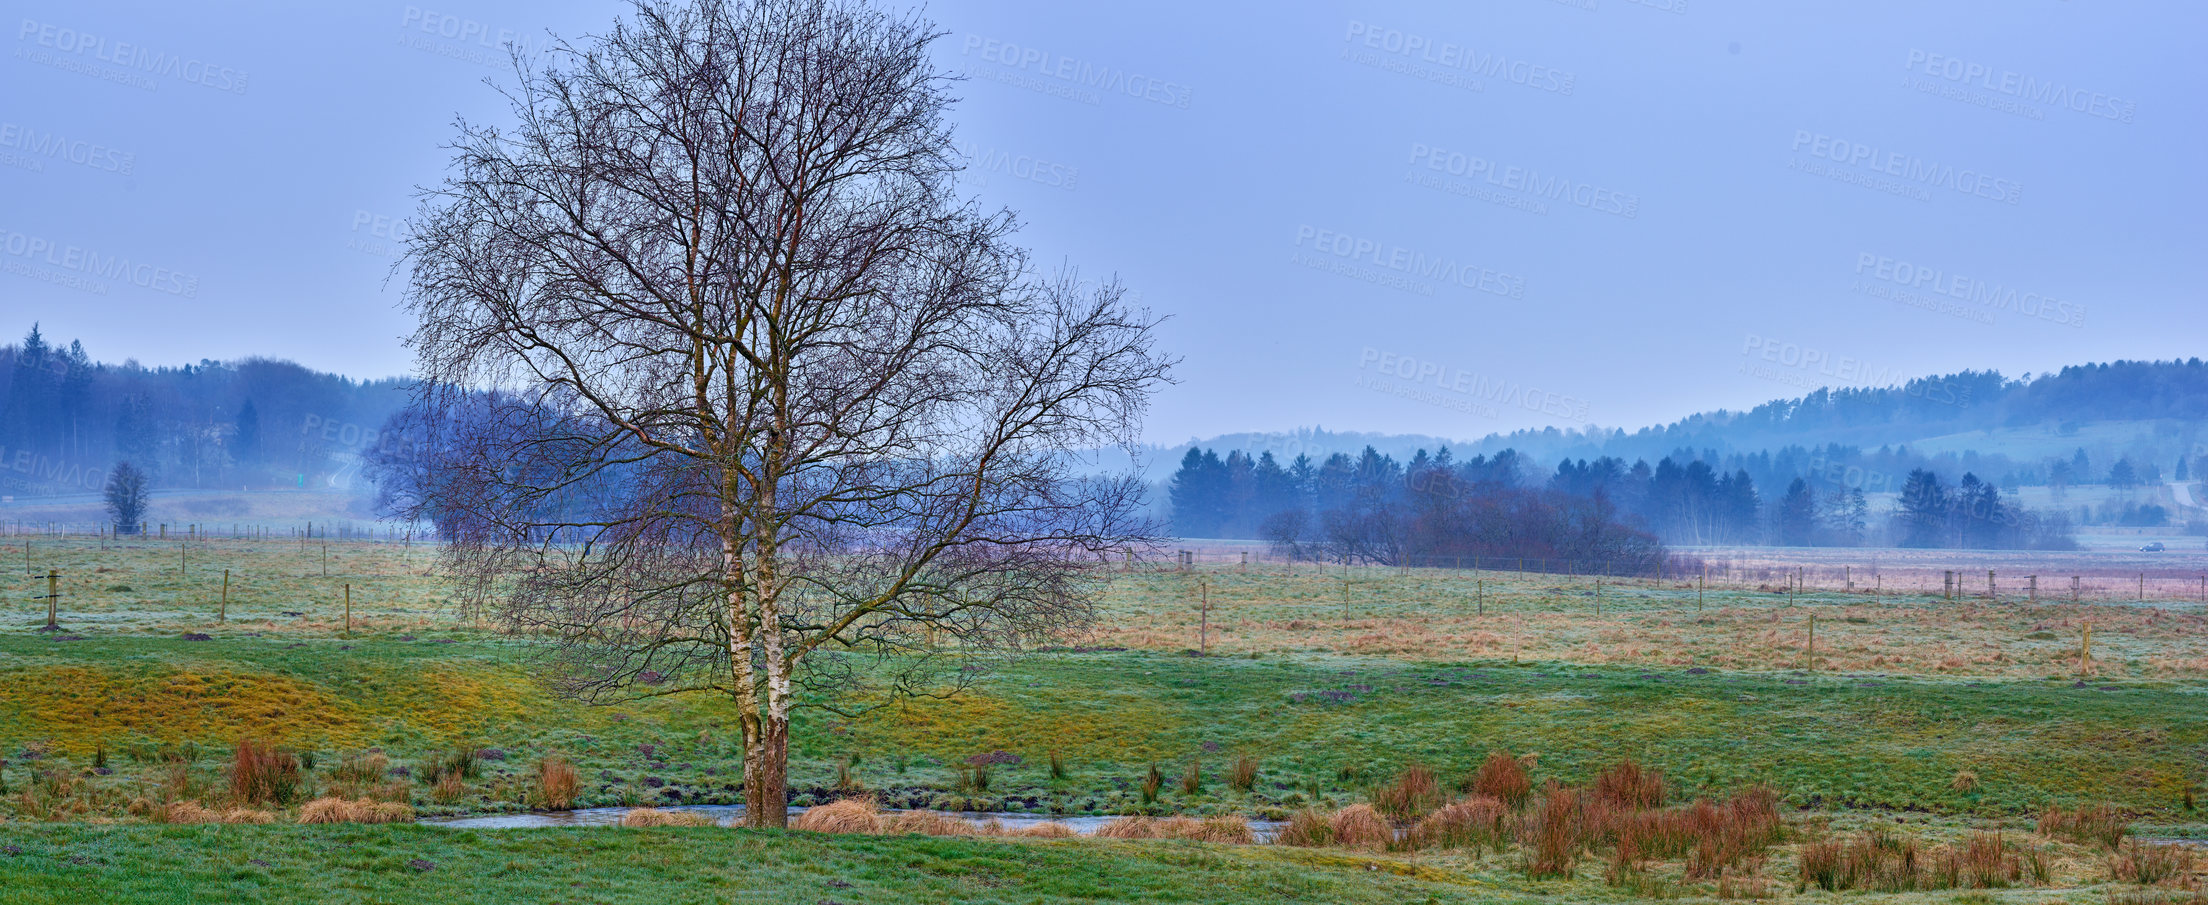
[{"left": 396, "top": 0, "right": 1170, "bottom": 827}]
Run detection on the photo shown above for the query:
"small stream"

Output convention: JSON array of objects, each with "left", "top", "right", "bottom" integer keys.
[{"left": 423, "top": 804, "right": 1285, "bottom": 840}]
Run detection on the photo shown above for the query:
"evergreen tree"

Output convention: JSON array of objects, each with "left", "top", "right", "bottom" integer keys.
[
  {"left": 234, "top": 399, "right": 262, "bottom": 467},
  {"left": 1775, "top": 478, "right": 1817, "bottom": 546},
  {"left": 2108, "top": 457, "right": 2138, "bottom": 495},
  {"left": 1897, "top": 469, "right": 1948, "bottom": 548},
  {"left": 104, "top": 461, "right": 149, "bottom": 532}
]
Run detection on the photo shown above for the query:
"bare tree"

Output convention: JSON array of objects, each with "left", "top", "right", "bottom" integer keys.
[{"left": 397, "top": 0, "right": 1170, "bottom": 828}]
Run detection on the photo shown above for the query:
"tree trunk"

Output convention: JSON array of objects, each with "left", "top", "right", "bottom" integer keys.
[{"left": 745, "top": 709, "right": 790, "bottom": 827}]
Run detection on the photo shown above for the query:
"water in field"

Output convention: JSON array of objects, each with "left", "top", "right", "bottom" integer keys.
[{"left": 423, "top": 805, "right": 1284, "bottom": 840}]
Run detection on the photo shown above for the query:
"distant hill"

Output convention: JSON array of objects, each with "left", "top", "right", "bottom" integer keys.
[
  {"left": 1145, "top": 361, "right": 2208, "bottom": 512},
  {"left": 0, "top": 323, "right": 410, "bottom": 498}
]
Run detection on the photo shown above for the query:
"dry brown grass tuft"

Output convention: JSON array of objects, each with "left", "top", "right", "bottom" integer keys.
[
  {"left": 329, "top": 752, "right": 390, "bottom": 785},
  {"left": 791, "top": 798, "right": 883, "bottom": 835},
  {"left": 1328, "top": 804, "right": 1394, "bottom": 848},
  {"left": 162, "top": 801, "right": 220, "bottom": 825},
  {"left": 1191, "top": 816, "right": 1256, "bottom": 844},
  {"left": 886, "top": 811, "right": 977, "bottom": 837},
  {"left": 1094, "top": 816, "right": 1158, "bottom": 840},
  {"left": 229, "top": 739, "right": 302, "bottom": 806},
  {"left": 1520, "top": 785, "right": 1583, "bottom": 879},
  {"left": 2040, "top": 804, "right": 2130, "bottom": 850},
  {"left": 1406, "top": 795, "right": 1512, "bottom": 852},
  {"left": 1227, "top": 755, "right": 1259, "bottom": 793},
  {"left": 1934, "top": 831, "right": 2023, "bottom": 889},
  {"left": 1016, "top": 821, "right": 1078, "bottom": 838},
  {"left": 1798, "top": 827, "right": 1926, "bottom": 892},
  {"left": 297, "top": 797, "right": 415, "bottom": 825},
  {"left": 1276, "top": 809, "right": 1334, "bottom": 847},
  {"left": 618, "top": 807, "right": 715, "bottom": 828},
  {"left": 1470, "top": 751, "right": 1532, "bottom": 807},
  {"left": 2110, "top": 838, "right": 2198, "bottom": 886},
  {"left": 534, "top": 757, "right": 580, "bottom": 811},
  {"left": 1950, "top": 769, "right": 1979, "bottom": 792},
  {"left": 1591, "top": 758, "right": 1665, "bottom": 811},
  {"left": 1370, "top": 764, "right": 1446, "bottom": 821},
  {"left": 432, "top": 770, "right": 467, "bottom": 804}
]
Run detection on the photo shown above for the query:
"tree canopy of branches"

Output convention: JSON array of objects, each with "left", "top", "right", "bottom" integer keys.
[{"left": 393, "top": 0, "right": 1169, "bottom": 828}]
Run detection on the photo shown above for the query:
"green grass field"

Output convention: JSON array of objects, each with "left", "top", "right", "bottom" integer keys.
[{"left": 2, "top": 537, "right": 2205, "bottom": 903}]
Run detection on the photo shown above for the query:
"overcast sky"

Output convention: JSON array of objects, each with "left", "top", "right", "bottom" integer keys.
[{"left": 4, "top": 0, "right": 2201, "bottom": 446}]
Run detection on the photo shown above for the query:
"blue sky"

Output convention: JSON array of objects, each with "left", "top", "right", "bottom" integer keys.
[{"left": 3, "top": 0, "right": 2201, "bottom": 445}]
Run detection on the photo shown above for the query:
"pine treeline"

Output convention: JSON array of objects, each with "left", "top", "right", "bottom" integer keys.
[
  {"left": 1170, "top": 445, "right": 2076, "bottom": 553},
  {"left": 0, "top": 324, "right": 409, "bottom": 494}
]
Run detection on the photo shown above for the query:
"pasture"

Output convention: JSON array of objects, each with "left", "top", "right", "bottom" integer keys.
[{"left": 2, "top": 535, "right": 2205, "bottom": 903}]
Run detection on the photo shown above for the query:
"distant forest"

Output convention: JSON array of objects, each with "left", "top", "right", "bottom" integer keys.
[
  {"left": 3, "top": 318, "right": 2201, "bottom": 548},
  {"left": 1170, "top": 444, "right": 2081, "bottom": 553},
  {"left": 0, "top": 323, "right": 409, "bottom": 496},
  {"left": 1447, "top": 361, "right": 2208, "bottom": 491}
]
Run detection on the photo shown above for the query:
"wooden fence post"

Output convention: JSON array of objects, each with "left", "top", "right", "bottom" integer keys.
[
  {"left": 344, "top": 584, "right": 352, "bottom": 638},
  {"left": 46, "top": 569, "right": 58, "bottom": 630},
  {"left": 1805, "top": 613, "right": 1816, "bottom": 672},
  {"left": 220, "top": 569, "right": 230, "bottom": 623},
  {"left": 1198, "top": 579, "right": 1209, "bottom": 656}
]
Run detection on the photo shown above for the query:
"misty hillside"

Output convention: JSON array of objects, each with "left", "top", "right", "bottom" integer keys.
[
  {"left": 1145, "top": 361, "right": 2208, "bottom": 487},
  {"left": 0, "top": 323, "right": 409, "bottom": 498},
  {"left": 4, "top": 315, "right": 2202, "bottom": 513}
]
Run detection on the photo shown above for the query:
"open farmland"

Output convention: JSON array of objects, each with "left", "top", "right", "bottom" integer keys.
[{"left": 2, "top": 536, "right": 2205, "bottom": 903}]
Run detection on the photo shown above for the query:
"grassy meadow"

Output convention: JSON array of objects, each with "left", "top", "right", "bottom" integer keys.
[{"left": 2, "top": 535, "right": 2206, "bottom": 903}]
